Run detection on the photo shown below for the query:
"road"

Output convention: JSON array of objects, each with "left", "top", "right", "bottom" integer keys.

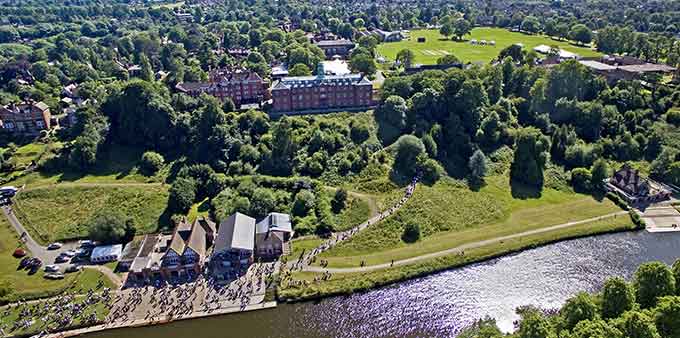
[{"left": 304, "top": 211, "right": 629, "bottom": 273}]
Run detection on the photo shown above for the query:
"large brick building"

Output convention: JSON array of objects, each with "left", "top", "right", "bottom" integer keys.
[
  {"left": 315, "top": 39, "right": 356, "bottom": 59},
  {"left": 0, "top": 101, "right": 51, "bottom": 135},
  {"left": 175, "top": 69, "right": 269, "bottom": 108},
  {"left": 271, "top": 64, "right": 373, "bottom": 113}
]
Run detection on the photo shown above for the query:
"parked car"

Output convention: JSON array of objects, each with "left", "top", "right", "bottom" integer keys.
[
  {"left": 65, "top": 265, "right": 82, "bottom": 273},
  {"left": 13, "top": 248, "right": 26, "bottom": 258},
  {"left": 18, "top": 257, "right": 31, "bottom": 269},
  {"left": 44, "top": 272, "right": 65, "bottom": 280},
  {"left": 79, "top": 240, "right": 95, "bottom": 248},
  {"left": 54, "top": 255, "right": 69, "bottom": 263},
  {"left": 47, "top": 242, "right": 63, "bottom": 250},
  {"left": 62, "top": 250, "right": 77, "bottom": 257},
  {"left": 44, "top": 264, "right": 60, "bottom": 273},
  {"left": 0, "top": 186, "right": 18, "bottom": 197}
]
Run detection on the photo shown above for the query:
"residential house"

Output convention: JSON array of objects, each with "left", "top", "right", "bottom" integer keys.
[
  {"left": 160, "top": 217, "right": 214, "bottom": 281},
  {"left": 211, "top": 212, "right": 255, "bottom": 282},
  {"left": 255, "top": 212, "right": 294, "bottom": 259},
  {"left": 0, "top": 101, "right": 51, "bottom": 135},
  {"left": 606, "top": 164, "right": 671, "bottom": 204}
]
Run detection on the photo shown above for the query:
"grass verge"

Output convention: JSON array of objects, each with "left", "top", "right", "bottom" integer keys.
[{"left": 279, "top": 215, "right": 635, "bottom": 301}]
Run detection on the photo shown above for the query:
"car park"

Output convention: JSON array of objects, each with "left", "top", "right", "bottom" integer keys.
[
  {"left": 79, "top": 240, "right": 96, "bottom": 248},
  {"left": 18, "top": 256, "right": 31, "bottom": 269},
  {"left": 47, "top": 242, "right": 63, "bottom": 250}
]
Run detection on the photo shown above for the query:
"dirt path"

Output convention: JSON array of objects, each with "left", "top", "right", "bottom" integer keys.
[
  {"left": 22, "top": 182, "right": 164, "bottom": 192},
  {"left": 303, "top": 211, "right": 629, "bottom": 273}
]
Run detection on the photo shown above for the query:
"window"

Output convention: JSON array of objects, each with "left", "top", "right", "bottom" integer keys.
[
  {"left": 36, "top": 120, "right": 44, "bottom": 129},
  {"left": 4, "top": 122, "right": 14, "bottom": 129}
]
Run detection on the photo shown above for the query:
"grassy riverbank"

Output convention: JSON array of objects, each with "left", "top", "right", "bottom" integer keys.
[
  {"left": 317, "top": 176, "right": 619, "bottom": 268},
  {"left": 278, "top": 215, "right": 636, "bottom": 301}
]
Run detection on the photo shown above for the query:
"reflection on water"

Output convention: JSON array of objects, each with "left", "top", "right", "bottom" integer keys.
[{"left": 88, "top": 231, "right": 680, "bottom": 338}]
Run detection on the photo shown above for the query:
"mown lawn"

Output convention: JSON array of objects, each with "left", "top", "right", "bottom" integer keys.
[
  {"left": 287, "top": 237, "right": 325, "bottom": 260},
  {"left": 280, "top": 216, "right": 635, "bottom": 301},
  {"left": 376, "top": 27, "right": 601, "bottom": 65},
  {"left": 187, "top": 198, "right": 210, "bottom": 223},
  {"left": 0, "top": 217, "right": 114, "bottom": 304},
  {"left": 13, "top": 185, "right": 170, "bottom": 244},
  {"left": 318, "top": 175, "right": 620, "bottom": 267}
]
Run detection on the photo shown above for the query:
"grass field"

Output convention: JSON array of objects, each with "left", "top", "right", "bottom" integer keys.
[
  {"left": 376, "top": 27, "right": 602, "bottom": 65},
  {"left": 0, "top": 217, "right": 114, "bottom": 304},
  {"left": 13, "top": 185, "right": 170, "bottom": 244},
  {"left": 280, "top": 215, "right": 635, "bottom": 301},
  {"left": 287, "top": 237, "right": 325, "bottom": 260},
  {"left": 4, "top": 143, "right": 163, "bottom": 188},
  {"left": 317, "top": 175, "right": 620, "bottom": 268}
]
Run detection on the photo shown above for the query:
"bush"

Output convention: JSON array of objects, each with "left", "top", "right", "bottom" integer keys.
[
  {"left": 629, "top": 210, "right": 646, "bottom": 229},
  {"left": 402, "top": 222, "right": 421, "bottom": 243},
  {"left": 139, "top": 151, "right": 164, "bottom": 176},
  {"left": 87, "top": 210, "right": 132, "bottom": 244},
  {"left": 331, "top": 188, "right": 348, "bottom": 213},
  {"left": 168, "top": 177, "right": 196, "bottom": 213},
  {"left": 571, "top": 167, "right": 592, "bottom": 192},
  {"left": 667, "top": 108, "right": 680, "bottom": 126},
  {"left": 606, "top": 192, "right": 629, "bottom": 211}
]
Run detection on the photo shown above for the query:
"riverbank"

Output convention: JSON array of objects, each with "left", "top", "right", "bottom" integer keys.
[
  {"left": 45, "top": 301, "right": 277, "bottom": 338},
  {"left": 278, "top": 214, "right": 637, "bottom": 302}
]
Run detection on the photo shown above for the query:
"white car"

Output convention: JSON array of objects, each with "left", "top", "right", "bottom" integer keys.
[
  {"left": 47, "top": 242, "right": 63, "bottom": 250},
  {"left": 44, "top": 264, "right": 60, "bottom": 273},
  {"left": 62, "top": 250, "right": 77, "bottom": 257},
  {"left": 0, "top": 186, "right": 18, "bottom": 197}
]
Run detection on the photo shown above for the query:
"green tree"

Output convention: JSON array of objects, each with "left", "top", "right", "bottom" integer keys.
[
  {"left": 521, "top": 16, "right": 541, "bottom": 34},
  {"left": 139, "top": 53, "right": 154, "bottom": 82},
  {"left": 673, "top": 259, "right": 680, "bottom": 295},
  {"left": 169, "top": 177, "right": 196, "bottom": 214},
  {"left": 87, "top": 210, "right": 129, "bottom": 244},
  {"left": 561, "top": 292, "right": 598, "bottom": 330},
  {"left": 469, "top": 150, "right": 488, "bottom": 182},
  {"left": 453, "top": 18, "right": 472, "bottom": 41},
  {"left": 570, "top": 24, "right": 593, "bottom": 45},
  {"left": 510, "top": 127, "right": 549, "bottom": 188},
  {"left": 250, "top": 188, "right": 276, "bottom": 219},
  {"left": 634, "top": 262, "right": 676, "bottom": 309},
  {"left": 571, "top": 319, "right": 623, "bottom": 338},
  {"left": 263, "top": 116, "right": 295, "bottom": 175},
  {"left": 331, "top": 188, "right": 348, "bottom": 213},
  {"left": 590, "top": 159, "right": 609, "bottom": 192},
  {"left": 654, "top": 296, "right": 680, "bottom": 338},
  {"left": 212, "top": 188, "right": 250, "bottom": 222},
  {"left": 402, "top": 222, "right": 421, "bottom": 243},
  {"left": 571, "top": 168, "right": 592, "bottom": 192},
  {"left": 288, "top": 63, "right": 312, "bottom": 76},
  {"left": 437, "top": 54, "right": 461, "bottom": 65},
  {"left": 457, "top": 317, "right": 502, "bottom": 338},
  {"left": 139, "top": 151, "right": 164, "bottom": 176},
  {"left": 517, "top": 309, "right": 553, "bottom": 338},
  {"left": 396, "top": 49, "right": 416, "bottom": 69},
  {"left": 602, "top": 277, "right": 635, "bottom": 319},
  {"left": 292, "top": 190, "right": 316, "bottom": 217},
  {"left": 440, "top": 23, "right": 453, "bottom": 39},
  {"left": 393, "top": 135, "right": 425, "bottom": 176},
  {"left": 350, "top": 53, "right": 377, "bottom": 75},
  {"left": 616, "top": 311, "right": 661, "bottom": 338}
]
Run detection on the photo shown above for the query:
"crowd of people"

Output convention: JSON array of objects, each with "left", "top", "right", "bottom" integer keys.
[
  {"left": 1, "top": 280, "right": 111, "bottom": 336},
  {"left": 105, "top": 262, "right": 276, "bottom": 328}
]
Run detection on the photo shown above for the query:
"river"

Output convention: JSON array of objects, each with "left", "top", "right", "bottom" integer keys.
[{"left": 87, "top": 230, "right": 680, "bottom": 338}]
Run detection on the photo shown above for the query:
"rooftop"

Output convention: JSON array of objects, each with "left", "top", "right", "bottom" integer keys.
[{"left": 215, "top": 212, "right": 255, "bottom": 252}]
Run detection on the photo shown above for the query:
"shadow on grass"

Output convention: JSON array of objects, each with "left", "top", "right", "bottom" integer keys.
[
  {"left": 156, "top": 204, "right": 174, "bottom": 233},
  {"left": 510, "top": 178, "right": 543, "bottom": 199},
  {"left": 468, "top": 177, "right": 486, "bottom": 192}
]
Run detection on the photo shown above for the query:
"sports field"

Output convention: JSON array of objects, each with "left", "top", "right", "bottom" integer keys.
[{"left": 376, "top": 27, "right": 602, "bottom": 65}]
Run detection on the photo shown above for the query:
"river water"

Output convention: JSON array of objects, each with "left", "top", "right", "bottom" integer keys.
[{"left": 87, "top": 231, "right": 680, "bottom": 338}]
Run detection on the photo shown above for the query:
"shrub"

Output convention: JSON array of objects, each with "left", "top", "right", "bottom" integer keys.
[
  {"left": 606, "top": 192, "right": 629, "bottom": 211},
  {"left": 331, "top": 188, "right": 348, "bottom": 213},
  {"left": 667, "top": 108, "right": 680, "bottom": 126},
  {"left": 168, "top": 177, "right": 196, "bottom": 213},
  {"left": 570, "top": 167, "right": 592, "bottom": 192},
  {"left": 139, "top": 151, "right": 164, "bottom": 176},
  {"left": 402, "top": 222, "right": 421, "bottom": 243},
  {"left": 629, "top": 210, "right": 646, "bottom": 229}
]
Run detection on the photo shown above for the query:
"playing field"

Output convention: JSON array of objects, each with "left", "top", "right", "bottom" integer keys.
[{"left": 376, "top": 27, "right": 602, "bottom": 65}]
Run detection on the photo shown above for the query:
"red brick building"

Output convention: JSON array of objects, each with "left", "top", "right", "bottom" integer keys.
[
  {"left": 175, "top": 69, "right": 269, "bottom": 108},
  {"left": 271, "top": 65, "right": 373, "bottom": 113},
  {"left": 0, "top": 101, "right": 51, "bottom": 135}
]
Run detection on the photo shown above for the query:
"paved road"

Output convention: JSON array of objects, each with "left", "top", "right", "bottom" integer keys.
[{"left": 304, "top": 211, "right": 629, "bottom": 273}]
